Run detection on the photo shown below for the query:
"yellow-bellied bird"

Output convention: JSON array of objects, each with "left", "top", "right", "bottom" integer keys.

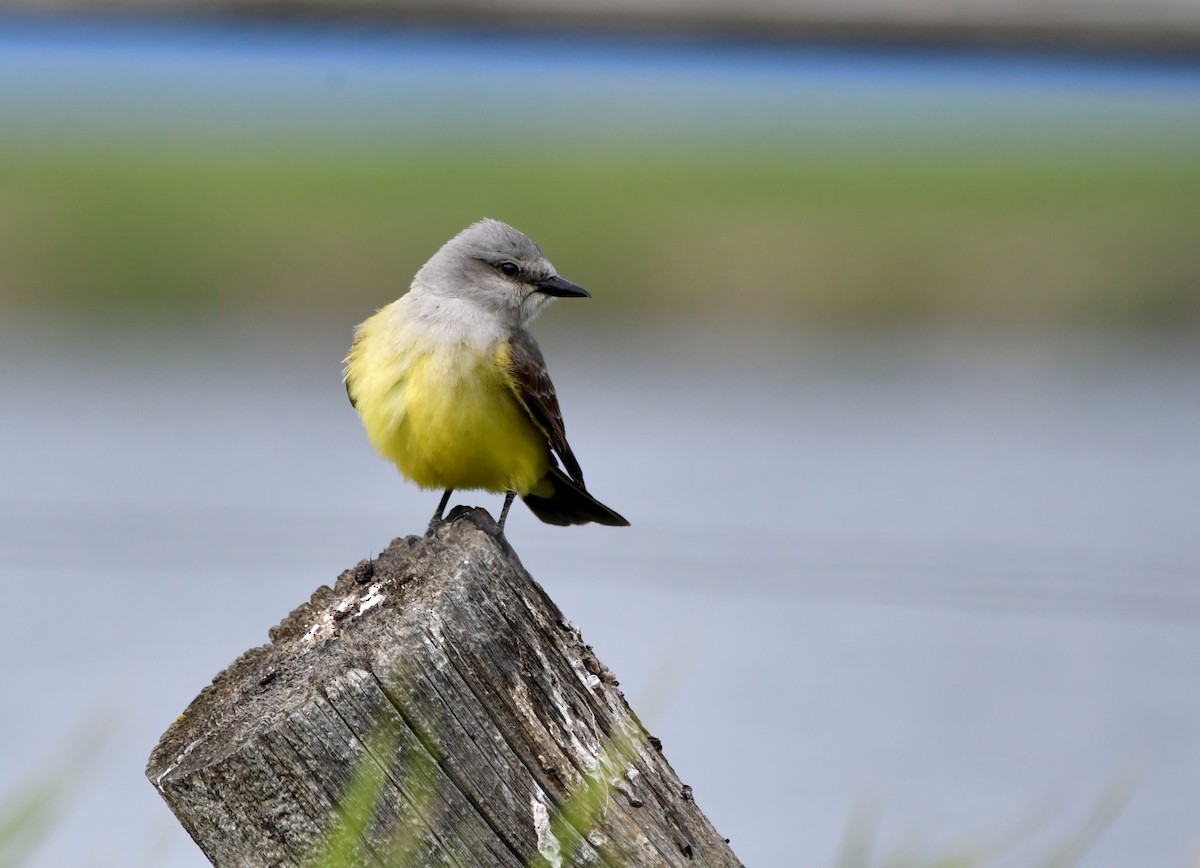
[{"left": 344, "top": 219, "right": 629, "bottom": 535}]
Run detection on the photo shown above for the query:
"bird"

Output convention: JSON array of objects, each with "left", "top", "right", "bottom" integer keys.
[{"left": 343, "top": 218, "right": 629, "bottom": 536}]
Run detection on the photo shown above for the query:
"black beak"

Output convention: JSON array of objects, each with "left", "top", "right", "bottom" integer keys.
[{"left": 534, "top": 275, "right": 590, "bottom": 298}]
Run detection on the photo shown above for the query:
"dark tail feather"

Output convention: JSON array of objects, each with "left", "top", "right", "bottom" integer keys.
[{"left": 522, "top": 466, "right": 629, "bottom": 527}]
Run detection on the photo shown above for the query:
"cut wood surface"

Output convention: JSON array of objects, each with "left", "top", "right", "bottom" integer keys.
[{"left": 147, "top": 508, "right": 741, "bottom": 867}]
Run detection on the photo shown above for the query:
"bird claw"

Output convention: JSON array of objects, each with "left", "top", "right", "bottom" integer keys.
[{"left": 440, "top": 505, "right": 504, "bottom": 538}]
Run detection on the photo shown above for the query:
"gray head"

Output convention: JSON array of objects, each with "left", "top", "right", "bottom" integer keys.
[{"left": 410, "top": 218, "right": 589, "bottom": 328}]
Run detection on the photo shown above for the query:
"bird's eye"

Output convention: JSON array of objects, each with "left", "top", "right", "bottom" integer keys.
[{"left": 498, "top": 261, "right": 520, "bottom": 277}]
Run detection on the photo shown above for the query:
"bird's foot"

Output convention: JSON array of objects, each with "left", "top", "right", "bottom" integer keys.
[
  {"left": 425, "top": 489, "right": 454, "bottom": 538},
  {"left": 442, "top": 505, "right": 504, "bottom": 538}
]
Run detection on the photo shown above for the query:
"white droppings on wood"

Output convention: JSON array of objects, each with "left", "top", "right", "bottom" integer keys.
[
  {"left": 531, "top": 786, "right": 562, "bottom": 868},
  {"left": 571, "top": 655, "right": 602, "bottom": 691},
  {"left": 154, "top": 736, "right": 205, "bottom": 790},
  {"left": 302, "top": 584, "right": 387, "bottom": 644},
  {"left": 303, "top": 611, "right": 336, "bottom": 643},
  {"left": 356, "top": 583, "right": 385, "bottom": 614}
]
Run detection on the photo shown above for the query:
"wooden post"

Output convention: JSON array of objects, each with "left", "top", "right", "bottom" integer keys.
[{"left": 146, "top": 508, "right": 741, "bottom": 867}]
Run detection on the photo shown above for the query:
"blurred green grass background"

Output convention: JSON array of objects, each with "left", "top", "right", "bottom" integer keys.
[
  {"left": 2, "top": 21, "right": 1198, "bottom": 333},
  {"left": 3, "top": 145, "right": 1198, "bottom": 329}
]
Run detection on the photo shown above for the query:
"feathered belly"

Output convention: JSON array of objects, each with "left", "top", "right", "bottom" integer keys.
[{"left": 349, "top": 333, "right": 550, "bottom": 494}]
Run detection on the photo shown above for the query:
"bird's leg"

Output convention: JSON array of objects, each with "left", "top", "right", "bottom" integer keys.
[
  {"left": 426, "top": 489, "right": 453, "bottom": 537},
  {"left": 497, "top": 491, "right": 517, "bottom": 532}
]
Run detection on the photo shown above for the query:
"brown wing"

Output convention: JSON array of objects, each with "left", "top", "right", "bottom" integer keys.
[{"left": 506, "top": 329, "right": 585, "bottom": 485}]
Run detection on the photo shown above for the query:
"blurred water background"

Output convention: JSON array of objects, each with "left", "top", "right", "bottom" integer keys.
[{"left": 0, "top": 13, "right": 1198, "bottom": 868}]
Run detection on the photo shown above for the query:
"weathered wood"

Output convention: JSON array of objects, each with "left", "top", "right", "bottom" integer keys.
[{"left": 147, "top": 508, "right": 741, "bottom": 867}]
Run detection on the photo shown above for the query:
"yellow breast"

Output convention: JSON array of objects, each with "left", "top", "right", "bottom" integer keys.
[{"left": 344, "top": 304, "right": 550, "bottom": 495}]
